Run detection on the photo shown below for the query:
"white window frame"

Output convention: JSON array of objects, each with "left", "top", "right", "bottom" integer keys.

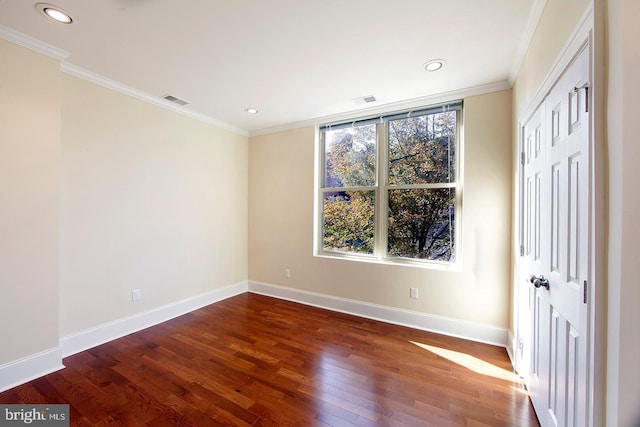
[{"left": 314, "top": 101, "right": 463, "bottom": 269}]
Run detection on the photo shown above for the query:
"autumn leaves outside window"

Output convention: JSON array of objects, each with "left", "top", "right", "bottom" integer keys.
[{"left": 318, "top": 102, "right": 461, "bottom": 264}]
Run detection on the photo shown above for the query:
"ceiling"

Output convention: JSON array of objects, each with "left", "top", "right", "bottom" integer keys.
[{"left": 0, "top": 0, "right": 540, "bottom": 135}]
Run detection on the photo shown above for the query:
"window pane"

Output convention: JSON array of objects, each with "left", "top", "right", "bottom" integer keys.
[
  {"left": 324, "top": 124, "right": 376, "bottom": 188},
  {"left": 323, "top": 191, "right": 375, "bottom": 254},
  {"left": 387, "top": 188, "right": 455, "bottom": 261},
  {"left": 388, "top": 111, "right": 456, "bottom": 185}
]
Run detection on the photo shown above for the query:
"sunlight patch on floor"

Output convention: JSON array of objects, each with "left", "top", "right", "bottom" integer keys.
[{"left": 410, "top": 341, "right": 521, "bottom": 383}]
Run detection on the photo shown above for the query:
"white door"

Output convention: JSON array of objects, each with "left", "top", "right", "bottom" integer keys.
[{"left": 520, "top": 46, "right": 590, "bottom": 427}]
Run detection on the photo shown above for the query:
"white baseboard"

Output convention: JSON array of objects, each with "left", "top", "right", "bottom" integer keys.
[
  {"left": 3, "top": 280, "right": 508, "bottom": 394},
  {"left": 248, "top": 281, "right": 508, "bottom": 347},
  {"left": 0, "top": 347, "right": 65, "bottom": 393},
  {"left": 60, "top": 281, "right": 248, "bottom": 357}
]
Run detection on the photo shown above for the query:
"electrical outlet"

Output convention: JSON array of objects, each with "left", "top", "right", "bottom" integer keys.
[
  {"left": 410, "top": 288, "right": 419, "bottom": 300},
  {"left": 131, "top": 289, "right": 141, "bottom": 302},
  {"left": 284, "top": 269, "right": 291, "bottom": 279}
]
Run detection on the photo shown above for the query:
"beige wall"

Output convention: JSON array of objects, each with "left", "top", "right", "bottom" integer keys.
[
  {"left": 0, "top": 39, "right": 61, "bottom": 364},
  {"left": 513, "top": 0, "right": 591, "bottom": 119},
  {"left": 605, "top": 0, "right": 640, "bottom": 425},
  {"left": 5, "top": 2, "right": 639, "bottom": 420},
  {"left": 249, "top": 90, "right": 513, "bottom": 329},
  {"left": 60, "top": 74, "right": 248, "bottom": 335},
  {"left": 0, "top": 37, "right": 248, "bottom": 376}
]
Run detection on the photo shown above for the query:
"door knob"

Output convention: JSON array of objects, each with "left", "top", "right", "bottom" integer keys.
[{"left": 529, "top": 274, "right": 550, "bottom": 290}]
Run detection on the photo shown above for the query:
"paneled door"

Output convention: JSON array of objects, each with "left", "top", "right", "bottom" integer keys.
[{"left": 520, "top": 45, "right": 590, "bottom": 427}]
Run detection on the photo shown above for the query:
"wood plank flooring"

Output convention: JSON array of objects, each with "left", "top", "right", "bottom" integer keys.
[{"left": 0, "top": 293, "right": 540, "bottom": 426}]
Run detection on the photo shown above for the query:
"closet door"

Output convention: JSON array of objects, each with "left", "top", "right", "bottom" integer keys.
[{"left": 522, "top": 46, "right": 590, "bottom": 427}]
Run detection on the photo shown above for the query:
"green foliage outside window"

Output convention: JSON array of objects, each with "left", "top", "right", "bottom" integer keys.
[
  {"left": 320, "top": 106, "right": 459, "bottom": 263},
  {"left": 323, "top": 192, "right": 375, "bottom": 254}
]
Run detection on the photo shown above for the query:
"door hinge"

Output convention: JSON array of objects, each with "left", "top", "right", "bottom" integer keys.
[
  {"left": 520, "top": 245, "right": 524, "bottom": 256},
  {"left": 583, "top": 280, "right": 588, "bottom": 304},
  {"left": 520, "top": 152, "right": 525, "bottom": 165}
]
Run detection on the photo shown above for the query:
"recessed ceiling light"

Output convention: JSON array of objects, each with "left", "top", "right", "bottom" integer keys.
[
  {"left": 244, "top": 108, "right": 259, "bottom": 114},
  {"left": 36, "top": 3, "right": 73, "bottom": 24},
  {"left": 424, "top": 59, "right": 445, "bottom": 72}
]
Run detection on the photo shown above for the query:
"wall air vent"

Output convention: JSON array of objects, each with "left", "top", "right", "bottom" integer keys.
[{"left": 162, "top": 94, "right": 189, "bottom": 106}]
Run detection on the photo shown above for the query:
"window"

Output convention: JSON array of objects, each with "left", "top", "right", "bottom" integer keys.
[{"left": 317, "top": 101, "right": 461, "bottom": 266}]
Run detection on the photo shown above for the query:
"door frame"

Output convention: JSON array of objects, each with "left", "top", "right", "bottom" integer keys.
[{"left": 513, "top": 5, "right": 605, "bottom": 427}]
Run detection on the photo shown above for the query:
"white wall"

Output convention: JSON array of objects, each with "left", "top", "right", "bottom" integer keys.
[
  {"left": 0, "top": 39, "right": 61, "bottom": 365},
  {"left": 605, "top": 0, "right": 640, "bottom": 425},
  {"left": 249, "top": 90, "right": 513, "bottom": 336},
  {"left": 60, "top": 74, "right": 249, "bottom": 336}
]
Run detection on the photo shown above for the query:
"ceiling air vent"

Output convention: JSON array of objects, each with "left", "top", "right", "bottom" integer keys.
[
  {"left": 162, "top": 94, "right": 189, "bottom": 106},
  {"left": 352, "top": 95, "right": 377, "bottom": 105}
]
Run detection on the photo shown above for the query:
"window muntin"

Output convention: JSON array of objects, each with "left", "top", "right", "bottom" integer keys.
[{"left": 318, "top": 102, "right": 461, "bottom": 265}]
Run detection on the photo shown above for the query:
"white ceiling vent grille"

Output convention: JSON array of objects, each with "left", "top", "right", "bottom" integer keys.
[
  {"left": 162, "top": 94, "right": 189, "bottom": 106},
  {"left": 352, "top": 95, "right": 377, "bottom": 105}
]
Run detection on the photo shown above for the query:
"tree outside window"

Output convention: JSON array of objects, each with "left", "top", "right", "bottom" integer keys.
[{"left": 319, "top": 102, "right": 461, "bottom": 265}]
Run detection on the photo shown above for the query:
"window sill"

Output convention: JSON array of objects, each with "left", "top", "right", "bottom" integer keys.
[{"left": 314, "top": 252, "right": 462, "bottom": 272}]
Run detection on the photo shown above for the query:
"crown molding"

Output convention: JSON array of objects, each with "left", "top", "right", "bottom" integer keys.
[
  {"left": 249, "top": 80, "right": 512, "bottom": 137},
  {"left": 517, "top": 4, "right": 593, "bottom": 126},
  {"left": 61, "top": 63, "right": 249, "bottom": 137},
  {"left": 0, "top": 25, "right": 248, "bottom": 136},
  {"left": 0, "top": 24, "right": 69, "bottom": 60},
  {"left": 508, "top": 0, "right": 548, "bottom": 85}
]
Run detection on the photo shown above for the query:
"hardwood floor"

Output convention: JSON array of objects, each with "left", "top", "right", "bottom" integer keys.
[{"left": 0, "top": 293, "right": 540, "bottom": 426}]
